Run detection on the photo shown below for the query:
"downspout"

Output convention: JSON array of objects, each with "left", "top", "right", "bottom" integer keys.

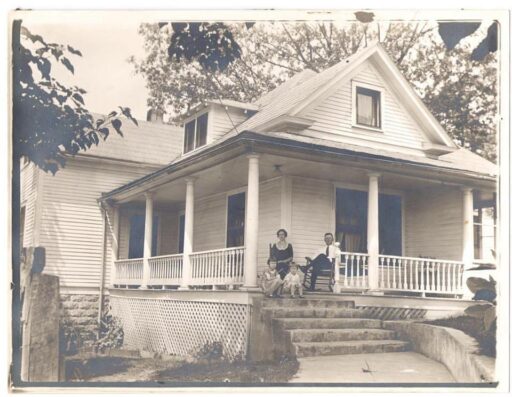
[{"left": 97, "top": 202, "right": 108, "bottom": 337}]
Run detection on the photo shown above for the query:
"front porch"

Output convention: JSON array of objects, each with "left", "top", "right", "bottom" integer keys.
[{"left": 104, "top": 141, "right": 494, "bottom": 299}]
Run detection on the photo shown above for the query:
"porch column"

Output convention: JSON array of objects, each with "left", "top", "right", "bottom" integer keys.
[
  {"left": 141, "top": 192, "right": 154, "bottom": 288},
  {"left": 243, "top": 154, "right": 260, "bottom": 289},
  {"left": 462, "top": 187, "right": 474, "bottom": 267},
  {"left": 109, "top": 204, "right": 120, "bottom": 287},
  {"left": 367, "top": 173, "right": 380, "bottom": 290},
  {"left": 180, "top": 178, "right": 196, "bottom": 290}
]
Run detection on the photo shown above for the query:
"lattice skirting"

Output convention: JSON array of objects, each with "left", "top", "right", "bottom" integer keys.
[
  {"left": 356, "top": 306, "right": 427, "bottom": 320},
  {"left": 109, "top": 296, "right": 250, "bottom": 360}
]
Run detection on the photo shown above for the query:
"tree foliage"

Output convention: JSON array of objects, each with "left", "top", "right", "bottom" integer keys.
[
  {"left": 13, "top": 22, "right": 138, "bottom": 174},
  {"left": 130, "top": 20, "right": 498, "bottom": 161}
]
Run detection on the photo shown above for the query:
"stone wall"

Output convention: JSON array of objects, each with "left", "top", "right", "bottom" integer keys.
[{"left": 60, "top": 293, "right": 104, "bottom": 349}]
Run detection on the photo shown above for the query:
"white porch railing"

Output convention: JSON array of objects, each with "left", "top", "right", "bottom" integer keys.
[
  {"left": 378, "top": 255, "right": 464, "bottom": 295},
  {"left": 114, "top": 258, "right": 144, "bottom": 285},
  {"left": 148, "top": 254, "right": 183, "bottom": 286},
  {"left": 337, "top": 252, "right": 369, "bottom": 289},
  {"left": 190, "top": 246, "right": 245, "bottom": 287}
]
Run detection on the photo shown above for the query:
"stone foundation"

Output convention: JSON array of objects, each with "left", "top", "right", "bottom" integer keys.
[{"left": 60, "top": 293, "right": 105, "bottom": 348}]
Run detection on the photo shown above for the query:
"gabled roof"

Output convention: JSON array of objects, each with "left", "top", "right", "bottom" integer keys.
[
  {"left": 160, "top": 42, "right": 495, "bottom": 176},
  {"left": 79, "top": 114, "right": 182, "bottom": 165},
  {"left": 254, "top": 68, "right": 317, "bottom": 107}
]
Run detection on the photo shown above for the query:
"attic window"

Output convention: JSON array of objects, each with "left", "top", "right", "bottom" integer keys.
[
  {"left": 184, "top": 113, "right": 208, "bottom": 154},
  {"left": 355, "top": 86, "right": 381, "bottom": 129}
]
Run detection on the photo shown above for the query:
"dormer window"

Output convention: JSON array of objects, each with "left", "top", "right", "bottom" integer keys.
[
  {"left": 184, "top": 113, "right": 208, "bottom": 154},
  {"left": 352, "top": 82, "right": 383, "bottom": 131}
]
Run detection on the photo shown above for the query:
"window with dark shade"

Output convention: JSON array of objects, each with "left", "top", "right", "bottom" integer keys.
[
  {"left": 128, "top": 214, "right": 159, "bottom": 259},
  {"left": 226, "top": 192, "right": 245, "bottom": 248},
  {"left": 356, "top": 86, "right": 381, "bottom": 128}
]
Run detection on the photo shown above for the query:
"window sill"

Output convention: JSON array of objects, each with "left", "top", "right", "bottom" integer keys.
[
  {"left": 351, "top": 124, "right": 384, "bottom": 134},
  {"left": 182, "top": 144, "right": 207, "bottom": 157}
]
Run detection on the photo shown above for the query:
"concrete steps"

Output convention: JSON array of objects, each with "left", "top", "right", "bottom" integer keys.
[
  {"left": 293, "top": 340, "right": 411, "bottom": 358},
  {"left": 260, "top": 297, "right": 412, "bottom": 359},
  {"left": 289, "top": 328, "right": 398, "bottom": 343},
  {"left": 262, "top": 307, "right": 367, "bottom": 318},
  {"left": 275, "top": 317, "right": 384, "bottom": 330}
]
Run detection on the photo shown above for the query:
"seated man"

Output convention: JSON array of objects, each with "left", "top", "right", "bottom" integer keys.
[{"left": 305, "top": 232, "right": 341, "bottom": 291}]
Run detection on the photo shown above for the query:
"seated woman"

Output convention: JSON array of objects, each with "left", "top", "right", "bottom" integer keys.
[
  {"left": 270, "top": 228, "right": 293, "bottom": 280},
  {"left": 261, "top": 258, "right": 283, "bottom": 298}
]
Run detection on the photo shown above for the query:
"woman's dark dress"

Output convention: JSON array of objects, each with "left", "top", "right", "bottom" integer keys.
[{"left": 271, "top": 243, "right": 294, "bottom": 279}]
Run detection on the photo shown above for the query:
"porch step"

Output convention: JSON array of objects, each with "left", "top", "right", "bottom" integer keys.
[
  {"left": 293, "top": 339, "right": 411, "bottom": 358},
  {"left": 262, "top": 298, "right": 355, "bottom": 309},
  {"left": 262, "top": 307, "right": 366, "bottom": 319},
  {"left": 274, "top": 317, "right": 383, "bottom": 330},
  {"left": 289, "top": 328, "right": 398, "bottom": 343}
]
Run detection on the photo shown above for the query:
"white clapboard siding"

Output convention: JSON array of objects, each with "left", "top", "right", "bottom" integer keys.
[
  {"left": 20, "top": 162, "right": 39, "bottom": 248},
  {"left": 404, "top": 187, "right": 463, "bottom": 261},
  {"left": 257, "top": 179, "right": 282, "bottom": 274},
  {"left": 38, "top": 159, "right": 160, "bottom": 289},
  {"left": 302, "top": 63, "right": 428, "bottom": 153},
  {"left": 209, "top": 105, "right": 249, "bottom": 143},
  {"left": 291, "top": 177, "right": 333, "bottom": 264},
  {"left": 193, "top": 193, "right": 228, "bottom": 252}
]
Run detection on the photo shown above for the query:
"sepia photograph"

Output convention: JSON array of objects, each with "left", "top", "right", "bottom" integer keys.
[{"left": 7, "top": 7, "right": 510, "bottom": 392}]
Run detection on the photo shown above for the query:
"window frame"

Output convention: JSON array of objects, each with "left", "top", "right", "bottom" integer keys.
[
  {"left": 183, "top": 110, "right": 209, "bottom": 154},
  {"left": 351, "top": 81, "right": 384, "bottom": 133}
]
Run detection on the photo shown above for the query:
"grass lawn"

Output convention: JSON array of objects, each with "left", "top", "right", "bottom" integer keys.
[
  {"left": 423, "top": 315, "right": 496, "bottom": 358},
  {"left": 65, "top": 353, "right": 299, "bottom": 383}
]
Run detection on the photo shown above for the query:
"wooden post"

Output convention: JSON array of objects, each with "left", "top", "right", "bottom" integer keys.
[
  {"left": 180, "top": 178, "right": 196, "bottom": 290},
  {"left": 141, "top": 192, "right": 154, "bottom": 288},
  {"left": 243, "top": 154, "right": 260, "bottom": 289},
  {"left": 462, "top": 187, "right": 474, "bottom": 268},
  {"left": 367, "top": 173, "right": 380, "bottom": 290}
]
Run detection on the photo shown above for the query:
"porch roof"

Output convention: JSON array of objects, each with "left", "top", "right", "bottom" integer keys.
[{"left": 99, "top": 129, "right": 497, "bottom": 203}]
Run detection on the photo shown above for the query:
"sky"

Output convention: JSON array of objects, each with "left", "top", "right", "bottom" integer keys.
[{"left": 23, "top": 13, "right": 150, "bottom": 120}]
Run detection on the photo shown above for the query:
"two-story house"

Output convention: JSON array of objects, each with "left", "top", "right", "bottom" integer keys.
[{"left": 21, "top": 43, "right": 497, "bottom": 361}]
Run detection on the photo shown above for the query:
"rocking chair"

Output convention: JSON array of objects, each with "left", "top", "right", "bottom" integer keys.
[{"left": 301, "top": 255, "right": 335, "bottom": 292}]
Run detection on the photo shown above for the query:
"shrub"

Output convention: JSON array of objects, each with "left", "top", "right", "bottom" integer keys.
[
  {"left": 194, "top": 341, "right": 224, "bottom": 363},
  {"left": 93, "top": 309, "right": 124, "bottom": 353}
]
